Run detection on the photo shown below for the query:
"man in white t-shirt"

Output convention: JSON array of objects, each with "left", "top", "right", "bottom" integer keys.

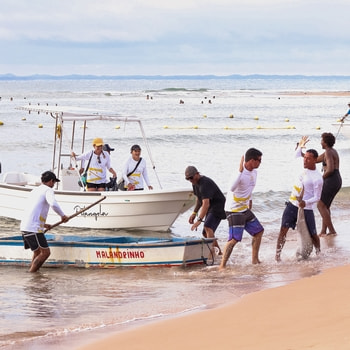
[
  {"left": 275, "top": 146, "right": 323, "bottom": 262},
  {"left": 20, "top": 171, "right": 69, "bottom": 272}
]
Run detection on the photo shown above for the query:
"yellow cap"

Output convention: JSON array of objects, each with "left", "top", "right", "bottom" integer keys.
[{"left": 92, "top": 137, "right": 104, "bottom": 146}]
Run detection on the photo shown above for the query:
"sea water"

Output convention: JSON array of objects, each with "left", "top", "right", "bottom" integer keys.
[{"left": 0, "top": 76, "right": 350, "bottom": 349}]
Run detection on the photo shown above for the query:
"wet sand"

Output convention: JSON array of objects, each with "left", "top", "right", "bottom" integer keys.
[{"left": 76, "top": 263, "right": 350, "bottom": 350}]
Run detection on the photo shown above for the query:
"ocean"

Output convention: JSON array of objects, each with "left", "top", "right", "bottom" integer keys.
[{"left": 0, "top": 76, "right": 350, "bottom": 349}]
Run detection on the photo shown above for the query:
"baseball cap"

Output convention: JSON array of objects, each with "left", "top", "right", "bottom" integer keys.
[
  {"left": 103, "top": 144, "right": 115, "bottom": 152},
  {"left": 92, "top": 137, "right": 104, "bottom": 146},
  {"left": 185, "top": 166, "right": 198, "bottom": 178},
  {"left": 131, "top": 144, "right": 141, "bottom": 151},
  {"left": 41, "top": 171, "right": 60, "bottom": 183}
]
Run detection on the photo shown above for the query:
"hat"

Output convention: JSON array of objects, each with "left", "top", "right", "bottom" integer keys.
[
  {"left": 185, "top": 166, "right": 198, "bottom": 178},
  {"left": 103, "top": 144, "right": 115, "bottom": 152},
  {"left": 131, "top": 144, "right": 141, "bottom": 151},
  {"left": 41, "top": 171, "right": 60, "bottom": 183},
  {"left": 92, "top": 137, "right": 104, "bottom": 146}
]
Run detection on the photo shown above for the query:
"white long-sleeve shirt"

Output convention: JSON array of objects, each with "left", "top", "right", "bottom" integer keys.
[
  {"left": 76, "top": 150, "right": 112, "bottom": 184},
  {"left": 122, "top": 157, "right": 151, "bottom": 189},
  {"left": 292, "top": 147, "right": 323, "bottom": 209},
  {"left": 225, "top": 167, "right": 258, "bottom": 213},
  {"left": 20, "top": 184, "right": 65, "bottom": 233}
]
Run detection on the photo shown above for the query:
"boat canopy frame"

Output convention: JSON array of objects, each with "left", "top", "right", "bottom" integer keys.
[{"left": 17, "top": 105, "right": 162, "bottom": 188}]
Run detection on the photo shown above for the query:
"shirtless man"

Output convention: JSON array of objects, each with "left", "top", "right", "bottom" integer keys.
[{"left": 316, "top": 133, "right": 342, "bottom": 236}]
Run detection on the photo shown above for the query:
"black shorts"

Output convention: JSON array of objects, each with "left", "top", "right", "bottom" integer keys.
[
  {"left": 86, "top": 182, "right": 106, "bottom": 190},
  {"left": 21, "top": 231, "right": 49, "bottom": 251},
  {"left": 281, "top": 202, "right": 317, "bottom": 236}
]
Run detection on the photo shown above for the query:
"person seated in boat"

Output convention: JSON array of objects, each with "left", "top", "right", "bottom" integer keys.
[
  {"left": 121, "top": 144, "right": 153, "bottom": 191},
  {"left": 20, "top": 171, "right": 69, "bottom": 272},
  {"left": 71, "top": 137, "right": 117, "bottom": 192}
]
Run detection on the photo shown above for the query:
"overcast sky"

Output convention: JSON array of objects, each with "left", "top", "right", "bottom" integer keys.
[{"left": 0, "top": 0, "right": 349, "bottom": 76}]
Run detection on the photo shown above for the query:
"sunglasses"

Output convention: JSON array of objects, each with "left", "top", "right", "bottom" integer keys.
[
  {"left": 185, "top": 176, "right": 194, "bottom": 181},
  {"left": 97, "top": 155, "right": 101, "bottom": 164}
]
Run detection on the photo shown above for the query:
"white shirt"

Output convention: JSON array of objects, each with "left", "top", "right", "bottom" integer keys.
[
  {"left": 289, "top": 168, "right": 323, "bottom": 210},
  {"left": 225, "top": 166, "right": 258, "bottom": 213},
  {"left": 122, "top": 157, "right": 151, "bottom": 189},
  {"left": 20, "top": 184, "right": 65, "bottom": 233},
  {"left": 292, "top": 147, "right": 323, "bottom": 209},
  {"left": 76, "top": 150, "right": 111, "bottom": 184}
]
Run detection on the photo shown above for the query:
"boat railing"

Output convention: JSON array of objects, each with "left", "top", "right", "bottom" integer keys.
[{"left": 1, "top": 171, "right": 41, "bottom": 187}]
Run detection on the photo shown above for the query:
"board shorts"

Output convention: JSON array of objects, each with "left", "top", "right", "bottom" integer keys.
[
  {"left": 21, "top": 231, "right": 49, "bottom": 251},
  {"left": 320, "top": 169, "right": 342, "bottom": 208},
  {"left": 202, "top": 212, "right": 222, "bottom": 236},
  {"left": 281, "top": 201, "right": 317, "bottom": 236},
  {"left": 226, "top": 209, "right": 264, "bottom": 242},
  {"left": 86, "top": 182, "right": 106, "bottom": 190}
]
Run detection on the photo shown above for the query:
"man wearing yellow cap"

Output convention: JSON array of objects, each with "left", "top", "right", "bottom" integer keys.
[{"left": 71, "top": 137, "right": 117, "bottom": 191}]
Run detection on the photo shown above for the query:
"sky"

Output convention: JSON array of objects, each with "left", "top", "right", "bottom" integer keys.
[{"left": 0, "top": 0, "right": 349, "bottom": 76}]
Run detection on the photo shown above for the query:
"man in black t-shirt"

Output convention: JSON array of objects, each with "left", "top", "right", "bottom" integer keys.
[{"left": 185, "top": 166, "right": 226, "bottom": 255}]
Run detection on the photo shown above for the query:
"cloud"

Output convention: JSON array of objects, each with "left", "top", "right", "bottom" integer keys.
[{"left": 0, "top": 0, "right": 349, "bottom": 75}]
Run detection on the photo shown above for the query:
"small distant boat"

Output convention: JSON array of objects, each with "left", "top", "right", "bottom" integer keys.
[{"left": 0, "top": 235, "right": 216, "bottom": 268}]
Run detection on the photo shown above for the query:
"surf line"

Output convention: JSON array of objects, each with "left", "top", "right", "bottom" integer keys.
[{"left": 73, "top": 204, "right": 109, "bottom": 221}]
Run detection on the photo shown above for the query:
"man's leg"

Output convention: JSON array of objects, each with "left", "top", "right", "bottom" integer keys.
[
  {"left": 252, "top": 230, "right": 264, "bottom": 264},
  {"left": 275, "top": 227, "right": 289, "bottom": 262},
  {"left": 219, "top": 238, "right": 238, "bottom": 269},
  {"left": 29, "top": 248, "right": 51, "bottom": 273}
]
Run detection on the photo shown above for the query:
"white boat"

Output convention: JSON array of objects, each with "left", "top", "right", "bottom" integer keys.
[
  {"left": 0, "top": 235, "right": 215, "bottom": 268},
  {"left": 0, "top": 105, "right": 194, "bottom": 231}
]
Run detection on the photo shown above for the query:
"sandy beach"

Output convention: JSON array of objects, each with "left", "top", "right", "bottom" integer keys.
[{"left": 77, "top": 264, "right": 350, "bottom": 350}]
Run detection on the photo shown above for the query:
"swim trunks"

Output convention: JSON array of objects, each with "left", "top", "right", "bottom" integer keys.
[
  {"left": 21, "top": 231, "right": 49, "bottom": 251},
  {"left": 226, "top": 209, "right": 264, "bottom": 242},
  {"left": 320, "top": 169, "right": 342, "bottom": 208}
]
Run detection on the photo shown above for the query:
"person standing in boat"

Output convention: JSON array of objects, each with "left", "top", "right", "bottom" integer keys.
[
  {"left": 220, "top": 148, "right": 264, "bottom": 269},
  {"left": 71, "top": 137, "right": 117, "bottom": 192},
  {"left": 20, "top": 171, "right": 69, "bottom": 273},
  {"left": 185, "top": 166, "right": 225, "bottom": 256},
  {"left": 121, "top": 144, "right": 153, "bottom": 190}
]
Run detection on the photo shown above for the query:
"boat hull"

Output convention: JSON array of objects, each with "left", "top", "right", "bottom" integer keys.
[
  {"left": 0, "top": 235, "right": 215, "bottom": 268},
  {"left": 0, "top": 183, "right": 194, "bottom": 231}
]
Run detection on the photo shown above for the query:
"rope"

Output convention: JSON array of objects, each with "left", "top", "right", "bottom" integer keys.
[
  {"left": 201, "top": 239, "right": 215, "bottom": 266},
  {"left": 137, "top": 120, "right": 162, "bottom": 189},
  {"left": 335, "top": 120, "right": 344, "bottom": 139}
]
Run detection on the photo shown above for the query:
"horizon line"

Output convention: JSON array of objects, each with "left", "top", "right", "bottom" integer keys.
[{"left": 1, "top": 73, "right": 350, "bottom": 81}]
